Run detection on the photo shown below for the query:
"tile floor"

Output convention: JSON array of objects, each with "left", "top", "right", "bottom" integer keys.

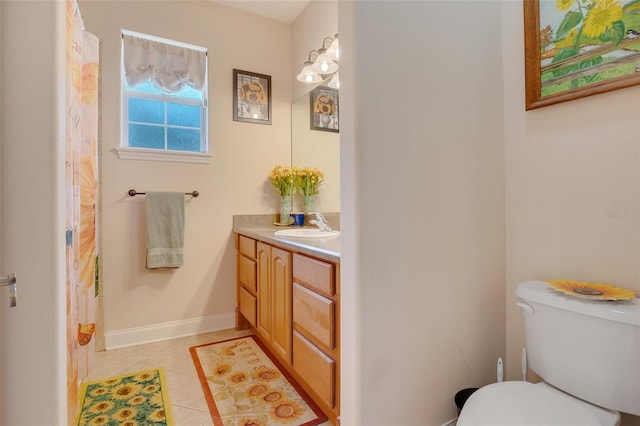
[{"left": 84, "top": 328, "right": 333, "bottom": 426}]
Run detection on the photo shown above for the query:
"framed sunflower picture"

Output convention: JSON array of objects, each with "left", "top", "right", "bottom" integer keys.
[
  {"left": 233, "top": 69, "right": 272, "bottom": 125},
  {"left": 310, "top": 85, "right": 339, "bottom": 133},
  {"left": 524, "top": 0, "right": 640, "bottom": 110}
]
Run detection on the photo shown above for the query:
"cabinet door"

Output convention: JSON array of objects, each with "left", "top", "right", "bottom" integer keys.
[
  {"left": 256, "top": 242, "right": 271, "bottom": 341},
  {"left": 239, "top": 286, "right": 257, "bottom": 327},
  {"left": 293, "top": 253, "right": 335, "bottom": 298},
  {"left": 271, "top": 246, "right": 292, "bottom": 363},
  {"left": 238, "top": 255, "right": 256, "bottom": 293},
  {"left": 293, "top": 330, "right": 335, "bottom": 409},
  {"left": 293, "top": 282, "right": 334, "bottom": 350},
  {"left": 238, "top": 235, "right": 256, "bottom": 258}
]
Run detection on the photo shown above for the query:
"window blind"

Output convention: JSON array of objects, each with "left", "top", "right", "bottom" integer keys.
[{"left": 122, "top": 31, "right": 207, "bottom": 93}]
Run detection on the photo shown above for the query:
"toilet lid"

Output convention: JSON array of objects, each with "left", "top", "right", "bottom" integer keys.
[{"left": 457, "top": 382, "right": 605, "bottom": 426}]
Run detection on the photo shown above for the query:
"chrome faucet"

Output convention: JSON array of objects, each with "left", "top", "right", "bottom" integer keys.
[{"left": 308, "top": 212, "right": 333, "bottom": 232}]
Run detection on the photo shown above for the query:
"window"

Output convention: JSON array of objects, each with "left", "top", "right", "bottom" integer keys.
[{"left": 119, "top": 30, "right": 210, "bottom": 163}]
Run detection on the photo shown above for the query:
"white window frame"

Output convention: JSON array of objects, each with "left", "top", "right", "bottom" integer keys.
[{"left": 117, "top": 30, "right": 211, "bottom": 164}]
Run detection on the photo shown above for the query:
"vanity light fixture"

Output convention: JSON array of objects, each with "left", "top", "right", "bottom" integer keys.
[
  {"left": 311, "top": 37, "right": 338, "bottom": 74},
  {"left": 296, "top": 51, "right": 323, "bottom": 84},
  {"left": 297, "top": 34, "right": 339, "bottom": 85},
  {"left": 325, "top": 36, "right": 339, "bottom": 62}
]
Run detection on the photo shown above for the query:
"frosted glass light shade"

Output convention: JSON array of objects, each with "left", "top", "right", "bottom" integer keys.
[
  {"left": 311, "top": 51, "right": 338, "bottom": 74},
  {"left": 326, "top": 38, "right": 339, "bottom": 62},
  {"left": 296, "top": 64, "right": 322, "bottom": 83}
]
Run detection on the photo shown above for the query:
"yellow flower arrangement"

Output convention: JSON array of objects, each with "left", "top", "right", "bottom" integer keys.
[
  {"left": 269, "top": 165, "right": 298, "bottom": 196},
  {"left": 314, "top": 95, "right": 336, "bottom": 115},
  {"left": 296, "top": 167, "right": 324, "bottom": 197},
  {"left": 546, "top": 279, "right": 636, "bottom": 300},
  {"left": 239, "top": 81, "right": 267, "bottom": 106}
]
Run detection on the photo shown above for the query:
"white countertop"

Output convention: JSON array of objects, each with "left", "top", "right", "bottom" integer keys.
[
  {"left": 233, "top": 213, "right": 340, "bottom": 262},
  {"left": 233, "top": 224, "right": 340, "bottom": 263}
]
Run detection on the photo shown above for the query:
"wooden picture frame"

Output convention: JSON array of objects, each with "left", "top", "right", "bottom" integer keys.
[
  {"left": 524, "top": 0, "right": 640, "bottom": 110},
  {"left": 310, "top": 86, "right": 339, "bottom": 132},
  {"left": 233, "top": 69, "right": 272, "bottom": 124}
]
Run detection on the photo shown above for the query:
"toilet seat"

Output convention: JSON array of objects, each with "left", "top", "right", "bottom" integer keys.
[{"left": 456, "top": 381, "right": 620, "bottom": 426}]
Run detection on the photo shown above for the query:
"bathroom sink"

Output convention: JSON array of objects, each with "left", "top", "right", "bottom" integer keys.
[{"left": 274, "top": 228, "right": 340, "bottom": 238}]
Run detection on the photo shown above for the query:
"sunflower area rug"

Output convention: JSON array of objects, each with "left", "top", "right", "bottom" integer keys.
[
  {"left": 190, "top": 335, "right": 327, "bottom": 426},
  {"left": 76, "top": 368, "right": 175, "bottom": 426}
]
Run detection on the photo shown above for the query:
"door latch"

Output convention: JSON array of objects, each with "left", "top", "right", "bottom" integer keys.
[{"left": 0, "top": 273, "right": 17, "bottom": 307}]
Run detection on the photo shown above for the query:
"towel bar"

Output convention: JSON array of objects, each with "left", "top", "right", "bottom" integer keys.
[{"left": 128, "top": 189, "right": 199, "bottom": 197}]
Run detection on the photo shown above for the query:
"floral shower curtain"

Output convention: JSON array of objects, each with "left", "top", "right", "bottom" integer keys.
[{"left": 66, "top": 0, "right": 99, "bottom": 420}]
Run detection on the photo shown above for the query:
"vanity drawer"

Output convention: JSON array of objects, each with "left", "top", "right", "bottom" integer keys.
[
  {"left": 293, "top": 254, "right": 335, "bottom": 297},
  {"left": 238, "top": 255, "right": 257, "bottom": 293},
  {"left": 238, "top": 235, "right": 256, "bottom": 259},
  {"left": 293, "top": 283, "right": 334, "bottom": 350},
  {"left": 239, "top": 286, "right": 256, "bottom": 327},
  {"left": 293, "top": 330, "right": 335, "bottom": 409}
]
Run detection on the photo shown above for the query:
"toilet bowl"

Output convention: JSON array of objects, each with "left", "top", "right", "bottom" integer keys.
[
  {"left": 457, "top": 381, "right": 620, "bottom": 426},
  {"left": 456, "top": 280, "right": 639, "bottom": 426}
]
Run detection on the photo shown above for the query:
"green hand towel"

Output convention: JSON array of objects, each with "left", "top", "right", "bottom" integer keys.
[{"left": 145, "top": 192, "right": 185, "bottom": 269}]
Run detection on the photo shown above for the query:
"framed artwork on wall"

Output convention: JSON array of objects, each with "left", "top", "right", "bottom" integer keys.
[
  {"left": 233, "top": 69, "right": 272, "bottom": 124},
  {"left": 310, "top": 86, "right": 339, "bottom": 132},
  {"left": 524, "top": 0, "right": 640, "bottom": 110}
]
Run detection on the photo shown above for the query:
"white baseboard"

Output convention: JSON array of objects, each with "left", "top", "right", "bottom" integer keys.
[
  {"left": 441, "top": 417, "right": 458, "bottom": 426},
  {"left": 104, "top": 312, "right": 236, "bottom": 350}
]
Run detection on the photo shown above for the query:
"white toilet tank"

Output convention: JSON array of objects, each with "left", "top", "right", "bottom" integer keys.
[{"left": 517, "top": 280, "right": 640, "bottom": 416}]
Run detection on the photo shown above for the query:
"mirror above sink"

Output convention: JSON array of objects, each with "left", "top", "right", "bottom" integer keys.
[
  {"left": 291, "top": 0, "right": 339, "bottom": 214},
  {"left": 291, "top": 92, "right": 339, "bottom": 213}
]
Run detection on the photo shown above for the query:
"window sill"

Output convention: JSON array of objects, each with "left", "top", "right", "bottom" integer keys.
[{"left": 116, "top": 147, "right": 212, "bottom": 164}]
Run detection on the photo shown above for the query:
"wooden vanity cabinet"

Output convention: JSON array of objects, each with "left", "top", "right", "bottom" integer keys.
[{"left": 235, "top": 233, "right": 340, "bottom": 422}]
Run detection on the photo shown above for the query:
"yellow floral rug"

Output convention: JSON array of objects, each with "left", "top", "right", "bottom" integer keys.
[
  {"left": 190, "top": 335, "right": 327, "bottom": 426},
  {"left": 76, "top": 368, "right": 174, "bottom": 426}
]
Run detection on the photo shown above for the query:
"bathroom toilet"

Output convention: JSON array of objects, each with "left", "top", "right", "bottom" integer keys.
[{"left": 457, "top": 280, "right": 640, "bottom": 426}]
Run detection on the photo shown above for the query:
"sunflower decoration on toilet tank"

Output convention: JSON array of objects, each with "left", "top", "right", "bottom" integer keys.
[{"left": 546, "top": 279, "right": 636, "bottom": 300}]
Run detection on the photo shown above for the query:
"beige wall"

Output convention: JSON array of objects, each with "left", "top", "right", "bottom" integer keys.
[
  {"left": 81, "top": 0, "right": 292, "bottom": 345},
  {"left": 340, "top": 1, "right": 506, "bottom": 424},
  {"left": 502, "top": 2, "right": 640, "bottom": 424}
]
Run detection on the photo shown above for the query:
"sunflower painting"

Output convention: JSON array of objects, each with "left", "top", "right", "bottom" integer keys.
[
  {"left": 310, "top": 86, "right": 339, "bottom": 132},
  {"left": 546, "top": 279, "right": 637, "bottom": 300},
  {"left": 524, "top": 0, "right": 640, "bottom": 109},
  {"left": 233, "top": 69, "right": 272, "bottom": 125}
]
